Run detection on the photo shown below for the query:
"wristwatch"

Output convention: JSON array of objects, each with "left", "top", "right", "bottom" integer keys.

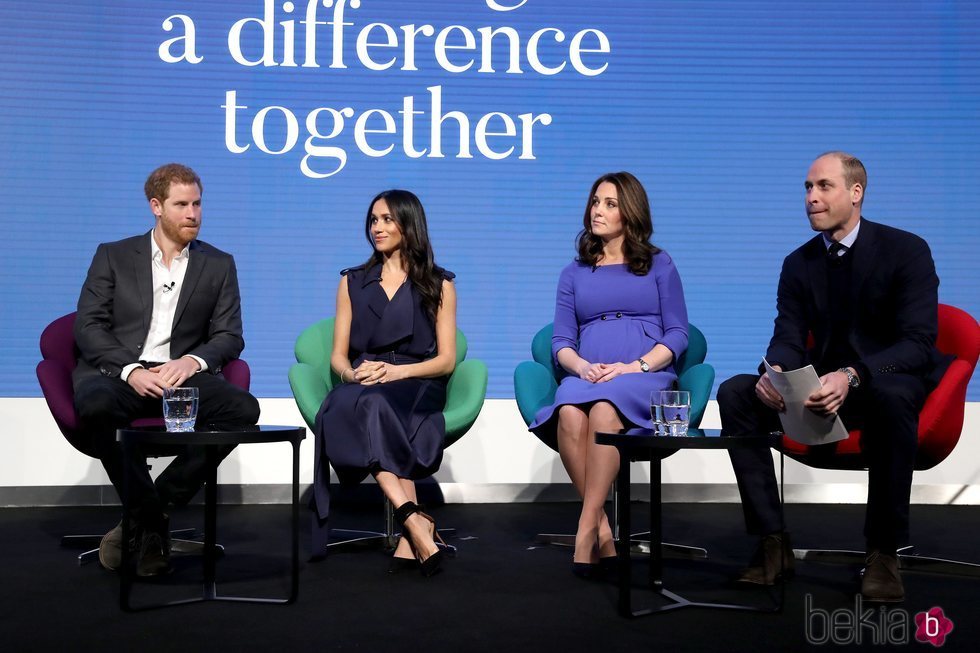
[
  {"left": 838, "top": 367, "right": 860, "bottom": 388},
  {"left": 637, "top": 358, "right": 650, "bottom": 373}
]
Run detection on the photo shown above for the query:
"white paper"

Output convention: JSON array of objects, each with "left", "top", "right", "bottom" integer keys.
[{"left": 763, "top": 359, "right": 849, "bottom": 445}]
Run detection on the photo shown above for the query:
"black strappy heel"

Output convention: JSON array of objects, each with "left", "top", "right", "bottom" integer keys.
[
  {"left": 393, "top": 501, "right": 444, "bottom": 577},
  {"left": 387, "top": 556, "right": 418, "bottom": 573}
]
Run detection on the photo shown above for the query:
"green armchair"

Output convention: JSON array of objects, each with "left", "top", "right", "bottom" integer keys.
[
  {"left": 513, "top": 322, "right": 715, "bottom": 555},
  {"left": 289, "top": 317, "right": 488, "bottom": 552}
]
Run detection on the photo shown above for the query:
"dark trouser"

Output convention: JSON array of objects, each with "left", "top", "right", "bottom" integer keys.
[
  {"left": 73, "top": 372, "right": 260, "bottom": 526},
  {"left": 719, "top": 372, "right": 926, "bottom": 552}
]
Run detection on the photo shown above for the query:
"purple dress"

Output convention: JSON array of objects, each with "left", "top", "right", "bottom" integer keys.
[{"left": 529, "top": 252, "right": 689, "bottom": 435}]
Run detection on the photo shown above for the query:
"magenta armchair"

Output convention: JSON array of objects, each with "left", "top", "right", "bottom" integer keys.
[{"left": 36, "top": 311, "right": 252, "bottom": 563}]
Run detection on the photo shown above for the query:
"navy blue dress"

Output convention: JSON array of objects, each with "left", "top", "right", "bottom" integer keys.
[{"left": 311, "top": 263, "right": 454, "bottom": 523}]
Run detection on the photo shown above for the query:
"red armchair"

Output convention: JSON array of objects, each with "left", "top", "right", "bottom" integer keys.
[
  {"left": 36, "top": 311, "right": 251, "bottom": 563},
  {"left": 782, "top": 304, "right": 980, "bottom": 575}
]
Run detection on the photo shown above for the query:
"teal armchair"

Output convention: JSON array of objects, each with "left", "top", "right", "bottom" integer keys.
[
  {"left": 515, "top": 323, "right": 714, "bottom": 439},
  {"left": 512, "top": 322, "right": 715, "bottom": 554},
  {"left": 289, "top": 317, "right": 488, "bottom": 552}
]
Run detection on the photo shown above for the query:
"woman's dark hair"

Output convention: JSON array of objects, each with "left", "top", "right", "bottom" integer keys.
[
  {"left": 363, "top": 189, "right": 444, "bottom": 321},
  {"left": 576, "top": 171, "right": 659, "bottom": 275}
]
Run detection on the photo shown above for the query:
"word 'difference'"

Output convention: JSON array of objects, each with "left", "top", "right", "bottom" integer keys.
[{"left": 226, "top": 0, "right": 610, "bottom": 76}]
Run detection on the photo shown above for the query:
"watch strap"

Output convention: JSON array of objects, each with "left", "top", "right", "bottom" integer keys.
[{"left": 838, "top": 367, "right": 859, "bottom": 388}]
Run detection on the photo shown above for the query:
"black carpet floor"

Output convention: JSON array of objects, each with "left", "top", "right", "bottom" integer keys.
[{"left": 2, "top": 502, "right": 978, "bottom": 652}]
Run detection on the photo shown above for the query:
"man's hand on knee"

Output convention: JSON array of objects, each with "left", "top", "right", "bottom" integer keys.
[
  {"left": 127, "top": 368, "right": 169, "bottom": 398},
  {"left": 148, "top": 357, "right": 201, "bottom": 388}
]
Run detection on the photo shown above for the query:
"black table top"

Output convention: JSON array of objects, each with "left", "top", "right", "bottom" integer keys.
[
  {"left": 596, "top": 427, "right": 773, "bottom": 450},
  {"left": 116, "top": 424, "right": 306, "bottom": 446}
]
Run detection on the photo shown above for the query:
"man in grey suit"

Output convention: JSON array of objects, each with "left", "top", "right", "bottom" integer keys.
[{"left": 73, "top": 163, "right": 260, "bottom": 576}]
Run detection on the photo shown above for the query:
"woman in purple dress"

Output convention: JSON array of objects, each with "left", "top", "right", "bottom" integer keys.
[
  {"left": 313, "top": 190, "right": 457, "bottom": 576},
  {"left": 530, "top": 172, "right": 688, "bottom": 575}
]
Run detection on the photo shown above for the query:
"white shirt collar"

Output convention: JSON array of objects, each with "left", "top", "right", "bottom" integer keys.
[
  {"left": 150, "top": 228, "right": 190, "bottom": 263},
  {"left": 822, "top": 219, "right": 861, "bottom": 251}
]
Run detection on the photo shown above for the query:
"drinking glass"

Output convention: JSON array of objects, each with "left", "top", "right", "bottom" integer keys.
[
  {"left": 163, "top": 387, "right": 199, "bottom": 432},
  {"left": 658, "top": 390, "right": 691, "bottom": 436},
  {"left": 651, "top": 391, "right": 666, "bottom": 435}
]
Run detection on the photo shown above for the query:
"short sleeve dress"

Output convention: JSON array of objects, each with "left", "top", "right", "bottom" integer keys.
[
  {"left": 311, "top": 263, "right": 455, "bottom": 522},
  {"left": 529, "top": 252, "right": 689, "bottom": 437}
]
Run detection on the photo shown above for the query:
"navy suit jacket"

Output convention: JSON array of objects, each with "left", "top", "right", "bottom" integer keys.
[
  {"left": 764, "top": 219, "right": 949, "bottom": 388},
  {"left": 73, "top": 231, "right": 245, "bottom": 388}
]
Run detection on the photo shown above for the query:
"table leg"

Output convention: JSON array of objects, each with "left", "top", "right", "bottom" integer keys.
[
  {"left": 289, "top": 438, "right": 300, "bottom": 603},
  {"left": 119, "top": 432, "right": 133, "bottom": 610},
  {"left": 203, "top": 446, "right": 218, "bottom": 600},
  {"left": 778, "top": 448, "right": 785, "bottom": 612},
  {"left": 616, "top": 449, "right": 632, "bottom": 617},
  {"left": 650, "top": 459, "right": 663, "bottom": 589}
]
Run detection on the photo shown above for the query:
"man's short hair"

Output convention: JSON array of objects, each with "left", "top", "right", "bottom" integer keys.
[
  {"left": 819, "top": 151, "right": 867, "bottom": 195},
  {"left": 144, "top": 163, "right": 202, "bottom": 202}
]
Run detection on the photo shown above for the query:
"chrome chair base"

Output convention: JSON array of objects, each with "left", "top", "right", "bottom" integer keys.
[
  {"left": 61, "top": 528, "right": 205, "bottom": 566},
  {"left": 533, "top": 532, "right": 707, "bottom": 559},
  {"left": 534, "top": 484, "right": 709, "bottom": 560},
  {"left": 326, "top": 500, "right": 457, "bottom": 556},
  {"left": 794, "top": 545, "right": 980, "bottom": 578}
]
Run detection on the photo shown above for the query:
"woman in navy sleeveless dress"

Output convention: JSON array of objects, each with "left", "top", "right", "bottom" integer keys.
[
  {"left": 313, "top": 190, "right": 457, "bottom": 575},
  {"left": 529, "top": 172, "right": 689, "bottom": 575}
]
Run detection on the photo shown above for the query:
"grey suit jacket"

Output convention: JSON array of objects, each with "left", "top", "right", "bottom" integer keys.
[{"left": 73, "top": 231, "right": 245, "bottom": 388}]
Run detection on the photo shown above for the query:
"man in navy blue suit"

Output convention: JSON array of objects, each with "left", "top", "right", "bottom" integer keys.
[{"left": 719, "top": 152, "right": 950, "bottom": 602}]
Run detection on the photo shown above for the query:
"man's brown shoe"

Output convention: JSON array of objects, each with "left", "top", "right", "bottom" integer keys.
[
  {"left": 136, "top": 527, "right": 172, "bottom": 577},
  {"left": 861, "top": 551, "right": 904, "bottom": 603},
  {"left": 98, "top": 520, "right": 139, "bottom": 571},
  {"left": 736, "top": 532, "right": 795, "bottom": 585}
]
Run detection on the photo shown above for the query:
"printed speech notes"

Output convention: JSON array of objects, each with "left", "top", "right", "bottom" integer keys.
[{"left": 763, "top": 359, "right": 849, "bottom": 445}]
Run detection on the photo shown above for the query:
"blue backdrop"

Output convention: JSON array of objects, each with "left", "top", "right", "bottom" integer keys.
[{"left": 2, "top": 1, "right": 977, "bottom": 399}]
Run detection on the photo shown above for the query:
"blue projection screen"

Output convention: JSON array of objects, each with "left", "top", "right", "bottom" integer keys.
[{"left": 1, "top": 1, "right": 977, "bottom": 399}]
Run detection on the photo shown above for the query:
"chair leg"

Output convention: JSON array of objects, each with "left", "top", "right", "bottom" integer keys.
[
  {"left": 60, "top": 535, "right": 103, "bottom": 566},
  {"left": 793, "top": 545, "right": 980, "bottom": 578},
  {"left": 626, "top": 533, "right": 708, "bottom": 558},
  {"left": 533, "top": 483, "right": 708, "bottom": 560},
  {"left": 326, "top": 498, "right": 401, "bottom": 553},
  {"left": 534, "top": 531, "right": 706, "bottom": 558},
  {"left": 534, "top": 533, "right": 577, "bottom": 547},
  {"left": 896, "top": 551, "right": 980, "bottom": 577},
  {"left": 61, "top": 528, "right": 201, "bottom": 566}
]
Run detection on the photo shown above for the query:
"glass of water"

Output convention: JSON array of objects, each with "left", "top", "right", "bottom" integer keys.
[
  {"left": 651, "top": 391, "right": 666, "bottom": 435},
  {"left": 163, "top": 387, "right": 199, "bottom": 432},
  {"left": 658, "top": 390, "right": 691, "bottom": 436}
]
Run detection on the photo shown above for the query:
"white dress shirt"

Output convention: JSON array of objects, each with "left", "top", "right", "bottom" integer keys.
[
  {"left": 120, "top": 230, "right": 207, "bottom": 381},
  {"left": 822, "top": 220, "right": 861, "bottom": 255}
]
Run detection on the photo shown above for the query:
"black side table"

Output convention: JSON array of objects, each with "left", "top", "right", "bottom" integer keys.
[
  {"left": 117, "top": 424, "right": 306, "bottom": 611},
  {"left": 596, "top": 427, "right": 783, "bottom": 618}
]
